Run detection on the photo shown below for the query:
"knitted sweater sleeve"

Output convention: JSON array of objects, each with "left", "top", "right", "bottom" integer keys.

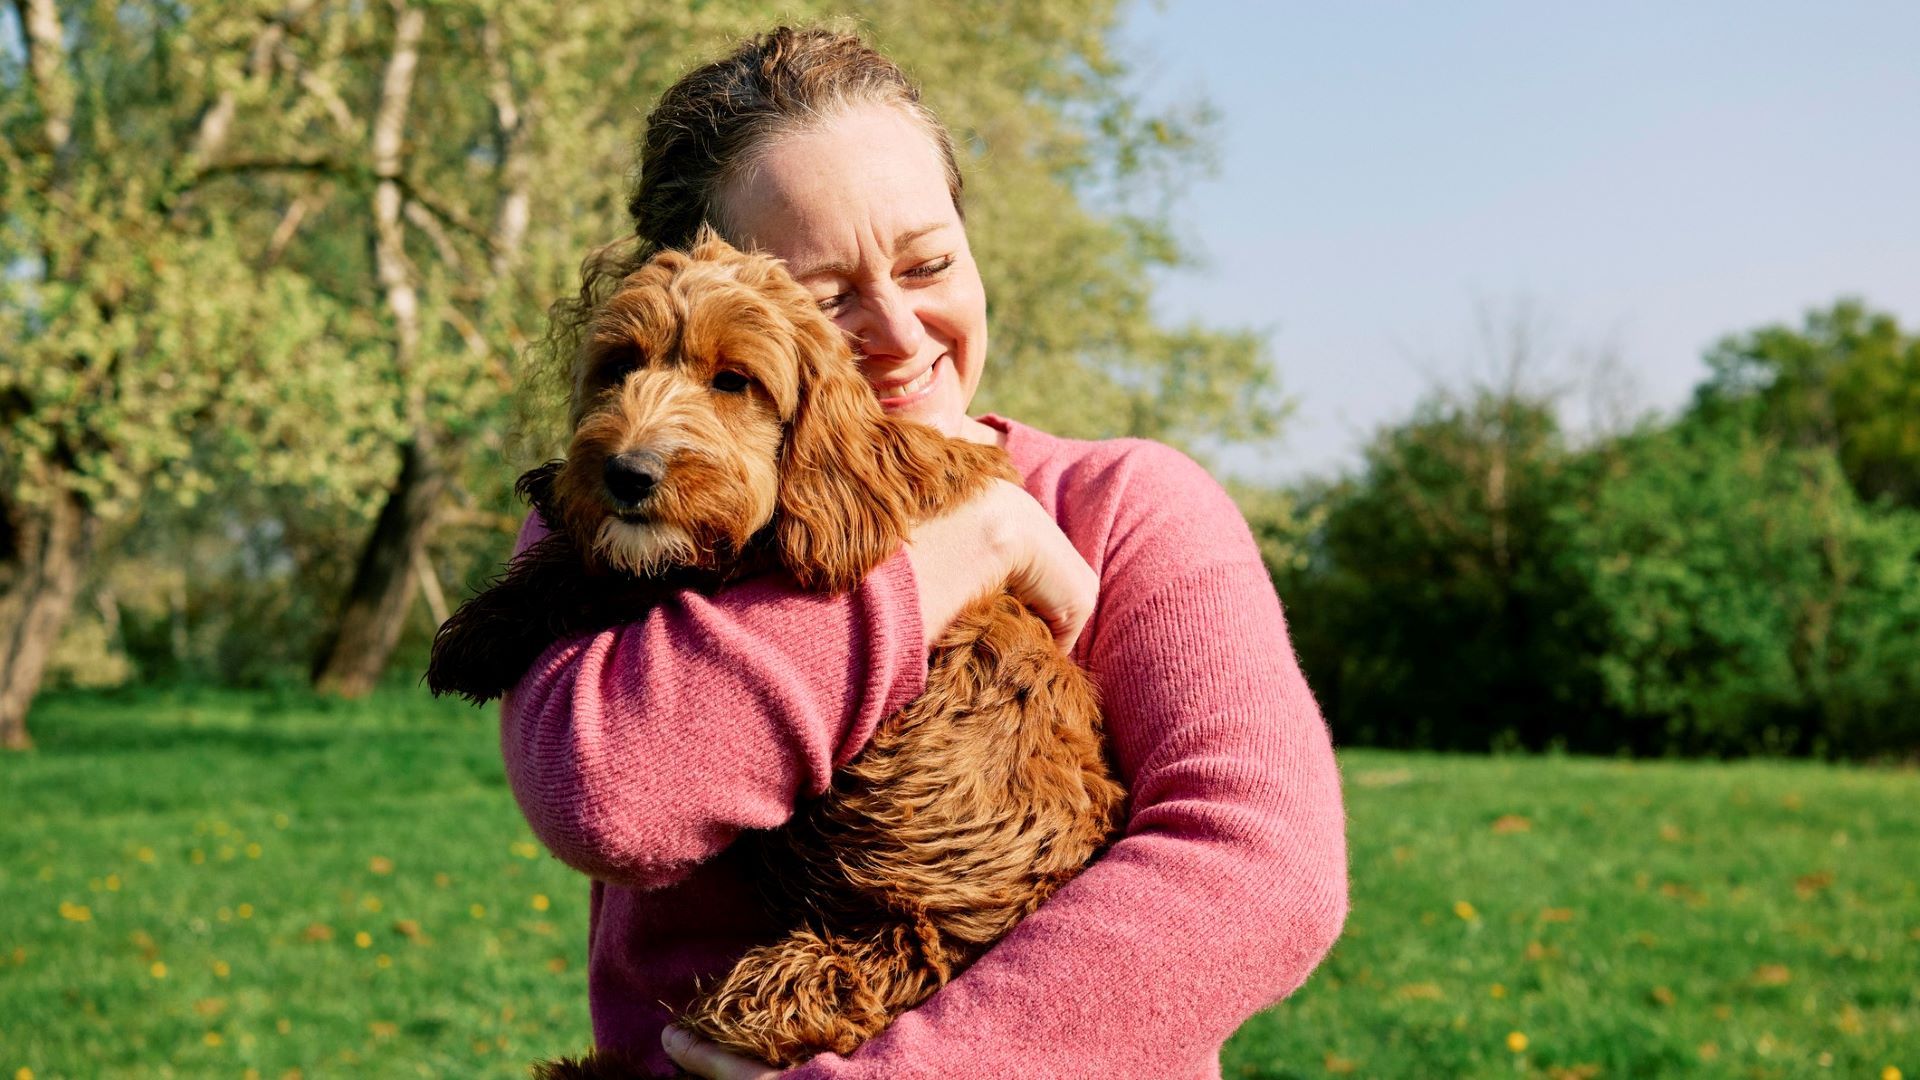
[
  {"left": 498, "top": 514, "right": 930, "bottom": 892},
  {"left": 787, "top": 443, "right": 1350, "bottom": 1079}
]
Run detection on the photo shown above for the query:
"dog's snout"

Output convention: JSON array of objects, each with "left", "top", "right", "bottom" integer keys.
[{"left": 604, "top": 450, "right": 666, "bottom": 506}]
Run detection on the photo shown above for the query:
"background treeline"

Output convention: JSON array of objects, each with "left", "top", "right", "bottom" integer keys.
[{"left": 1271, "top": 300, "right": 1920, "bottom": 759}]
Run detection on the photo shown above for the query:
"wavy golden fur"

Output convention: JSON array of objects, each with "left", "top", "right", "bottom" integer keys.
[{"left": 428, "top": 232, "right": 1125, "bottom": 1074}]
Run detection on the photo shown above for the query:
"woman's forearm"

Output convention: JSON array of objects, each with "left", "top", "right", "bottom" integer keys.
[{"left": 499, "top": 548, "right": 928, "bottom": 890}]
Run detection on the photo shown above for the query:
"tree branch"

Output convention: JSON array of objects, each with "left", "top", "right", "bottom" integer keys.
[{"left": 14, "top": 0, "right": 74, "bottom": 159}]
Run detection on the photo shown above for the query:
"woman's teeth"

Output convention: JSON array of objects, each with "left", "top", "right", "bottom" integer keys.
[{"left": 881, "top": 362, "right": 937, "bottom": 399}]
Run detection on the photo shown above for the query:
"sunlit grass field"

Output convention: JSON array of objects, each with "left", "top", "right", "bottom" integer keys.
[{"left": 2, "top": 689, "right": 1913, "bottom": 1079}]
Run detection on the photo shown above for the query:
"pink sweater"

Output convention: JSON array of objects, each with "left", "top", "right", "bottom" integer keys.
[{"left": 501, "top": 415, "right": 1349, "bottom": 1079}]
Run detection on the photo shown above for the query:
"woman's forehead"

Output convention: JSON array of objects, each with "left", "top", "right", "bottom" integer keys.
[{"left": 724, "top": 104, "right": 960, "bottom": 276}]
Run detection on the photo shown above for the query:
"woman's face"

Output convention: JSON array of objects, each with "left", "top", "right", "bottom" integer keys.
[{"left": 721, "top": 104, "right": 989, "bottom": 439}]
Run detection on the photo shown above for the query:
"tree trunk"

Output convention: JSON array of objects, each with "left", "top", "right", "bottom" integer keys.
[
  {"left": 0, "top": 487, "right": 98, "bottom": 750},
  {"left": 310, "top": 437, "right": 447, "bottom": 697}
]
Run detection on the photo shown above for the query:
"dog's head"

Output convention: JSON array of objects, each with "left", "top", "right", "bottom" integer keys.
[{"left": 541, "top": 228, "right": 1002, "bottom": 593}]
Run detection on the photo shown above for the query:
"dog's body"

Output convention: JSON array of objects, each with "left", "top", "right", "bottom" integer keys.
[{"left": 428, "top": 232, "right": 1124, "bottom": 1073}]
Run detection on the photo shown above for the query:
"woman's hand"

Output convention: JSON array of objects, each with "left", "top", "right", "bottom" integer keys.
[
  {"left": 662, "top": 1026, "right": 785, "bottom": 1079},
  {"left": 906, "top": 479, "right": 1098, "bottom": 653}
]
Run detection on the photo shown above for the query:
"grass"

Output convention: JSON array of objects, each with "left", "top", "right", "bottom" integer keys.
[{"left": 1, "top": 688, "right": 1914, "bottom": 1079}]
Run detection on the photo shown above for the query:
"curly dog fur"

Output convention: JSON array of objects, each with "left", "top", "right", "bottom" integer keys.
[{"left": 428, "top": 230, "right": 1125, "bottom": 1075}]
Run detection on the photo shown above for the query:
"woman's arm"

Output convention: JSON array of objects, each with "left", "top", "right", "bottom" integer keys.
[
  {"left": 499, "top": 481, "right": 1098, "bottom": 891},
  {"left": 778, "top": 446, "right": 1350, "bottom": 1079}
]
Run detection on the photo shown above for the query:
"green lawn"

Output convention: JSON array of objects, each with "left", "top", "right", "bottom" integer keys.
[{"left": 1, "top": 689, "right": 1913, "bottom": 1079}]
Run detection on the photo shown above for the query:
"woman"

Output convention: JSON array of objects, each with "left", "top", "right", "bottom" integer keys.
[{"left": 504, "top": 26, "right": 1348, "bottom": 1080}]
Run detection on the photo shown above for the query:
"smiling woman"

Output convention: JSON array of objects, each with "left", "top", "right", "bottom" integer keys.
[{"left": 502, "top": 25, "right": 1348, "bottom": 1080}]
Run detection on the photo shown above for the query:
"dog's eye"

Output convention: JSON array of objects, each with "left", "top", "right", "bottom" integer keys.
[
  {"left": 600, "top": 347, "right": 643, "bottom": 385},
  {"left": 711, "top": 370, "right": 750, "bottom": 394}
]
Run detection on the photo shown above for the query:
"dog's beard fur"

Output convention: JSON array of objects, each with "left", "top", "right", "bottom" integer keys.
[{"left": 592, "top": 517, "right": 698, "bottom": 576}]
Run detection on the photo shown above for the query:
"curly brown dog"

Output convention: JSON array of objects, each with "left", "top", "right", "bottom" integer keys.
[{"left": 427, "top": 230, "right": 1125, "bottom": 1074}]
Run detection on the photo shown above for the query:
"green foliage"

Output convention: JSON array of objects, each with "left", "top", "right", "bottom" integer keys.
[
  {"left": 1276, "top": 388, "right": 1612, "bottom": 752},
  {"left": 1698, "top": 300, "right": 1920, "bottom": 507},
  {"left": 1565, "top": 417, "right": 1920, "bottom": 756},
  {"left": 1271, "top": 301, "right": 1920, "bottom": 759}
]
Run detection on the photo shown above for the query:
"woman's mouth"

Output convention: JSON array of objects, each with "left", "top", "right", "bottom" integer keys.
[{"left": 870, "top": 356, "right": 942, "bottom": 408}]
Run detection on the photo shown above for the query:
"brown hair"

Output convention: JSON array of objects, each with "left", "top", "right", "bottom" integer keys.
[{"left": 518, "top": 26, "right": 964, "bottom": 455}]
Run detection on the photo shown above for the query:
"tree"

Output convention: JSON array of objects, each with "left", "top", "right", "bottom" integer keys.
[
  {"left": 1697, "top": 300, "right": 1920, "bottom": 507},
  {"left": 1, "top": 0, "right": 387, "bottom": 746},
  {"left": 1564, "top": 415, "right": 1920, "bottom": 756},
  {"left": 1275, "top": 386, "right": 1610, "bottom": 751}
]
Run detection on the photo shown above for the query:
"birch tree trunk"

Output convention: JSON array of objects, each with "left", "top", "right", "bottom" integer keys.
[{"left": 0, "top": 488, "right": 97, "bottom": 749}]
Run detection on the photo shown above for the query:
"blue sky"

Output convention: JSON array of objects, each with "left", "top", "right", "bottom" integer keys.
[{"left": 1119, "top": 2, "right": 1920, "bottom": 479}]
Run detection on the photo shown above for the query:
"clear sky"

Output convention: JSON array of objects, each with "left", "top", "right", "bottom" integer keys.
[{"left": 1118, "top": 1, "right": 1920, "bottom": 480}]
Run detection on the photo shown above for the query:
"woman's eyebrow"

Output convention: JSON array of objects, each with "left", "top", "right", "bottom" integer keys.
[{"left": 789, "top": 223, "right": 951, "bottom": 281}]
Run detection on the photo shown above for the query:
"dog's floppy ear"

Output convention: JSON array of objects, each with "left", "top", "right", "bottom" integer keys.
[
  {"left": 775, "top": 323, "right": 917, "bottom": 593},
  {"left": 774, "top": 316, "right": 1011, "bottom": 593}
]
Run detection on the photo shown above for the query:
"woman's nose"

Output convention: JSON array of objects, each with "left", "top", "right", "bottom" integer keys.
[{"left": 850, "top": 283, "right": 924, "bottom": 359}]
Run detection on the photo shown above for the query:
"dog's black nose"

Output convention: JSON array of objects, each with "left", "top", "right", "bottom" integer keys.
[{"left": 604, "top": 450, "right": 666, "bottom": 507}]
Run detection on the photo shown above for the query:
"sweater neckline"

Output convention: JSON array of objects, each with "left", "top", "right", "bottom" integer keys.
[{"left": 975, "top": 413, "right": 1045, "bottom": 474}]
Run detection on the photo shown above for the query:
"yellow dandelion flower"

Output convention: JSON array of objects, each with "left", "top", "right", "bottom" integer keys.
[
  {"left": 433, "top": 873, "right": 451, "bottom": 888},
  {"left": 369, "top": 856, "right": 394, "bottom": 875},
  {"left": 276, "top": 1018, "right": 292, "bottom": 1035},
  {"left": 245, "top": 843, "right": 262, "bottom": 859},
  {"left": 354, "top": 931, "right": 373, "bottom": 949},
  {"left": 1453, "top": 901, "right": 1478, "bottom": 921},
  {"left": 136, "top": 847, "right": 155, "bottom": 863},
  {"left": 1883, "top": 1068, "right": 1901, "bottom": 1080},
  {"left": 203, "top": 1032, "right": 223, "bottom": 1047},
  {"left": 273, "top": 813, "right": 290, "bottom": 829},
  {"left": 58, "top": 901, "right": 92, "bottom": 922},
  {"left": 362, "top": 896, "right": 383, "bottom": 913},
  {"left": 213, "top": 961, "right": 231, "bottom": 978},
  {"left": 1506, "top": 1031, "right": 1528, "bottom": 1053},
  {"left": 150, "top": 962, "right": 168, "bottom": 979},
  {"left": 245, "top": 1070, "right": 260, "bottom": 1080},
  {"left": 1489, "top": 983, "right": 1506, "bottom": 999},
  {"left": 190, "top": 849, "right": 206, "bottom": 865},
  {"left": 376, "top": 954, "right": 393, "bottom": 969},
  {"left": 237, "top": 903, "right": 254, "bottom": 919},
  {"left": 18, "top": 1068, "right": 35, "bottom": 1080},
  {"left": 511, "top": 841, "right": 539, "bottom": 859},
  {"left": 470, "top": 904, "right": 486, "bottom": 919},
  {"left": 105, "top": 874, "right": 120, "bottom": 892},
  {"left": 532, "top": 894, "right": 551, "bottom": 912}
]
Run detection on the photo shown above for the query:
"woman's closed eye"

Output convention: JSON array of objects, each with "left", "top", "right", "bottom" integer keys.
[
  {"left": 814, "top": 257, "right": 955, "bottom": 314},
  {"left": 903, "top": 255, "right": 954, "bottom": 282}
]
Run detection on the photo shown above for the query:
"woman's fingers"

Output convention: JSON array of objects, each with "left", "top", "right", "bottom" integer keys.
[
  {"left": 907, "top": 480, "right": 1099, "bottom": 654},
  {"left": 1007, "top": 522, "right": 1098, "bottom": 652},
  {"left": 661, "top": 1026, "right": 783, "bottom": 1080}
]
